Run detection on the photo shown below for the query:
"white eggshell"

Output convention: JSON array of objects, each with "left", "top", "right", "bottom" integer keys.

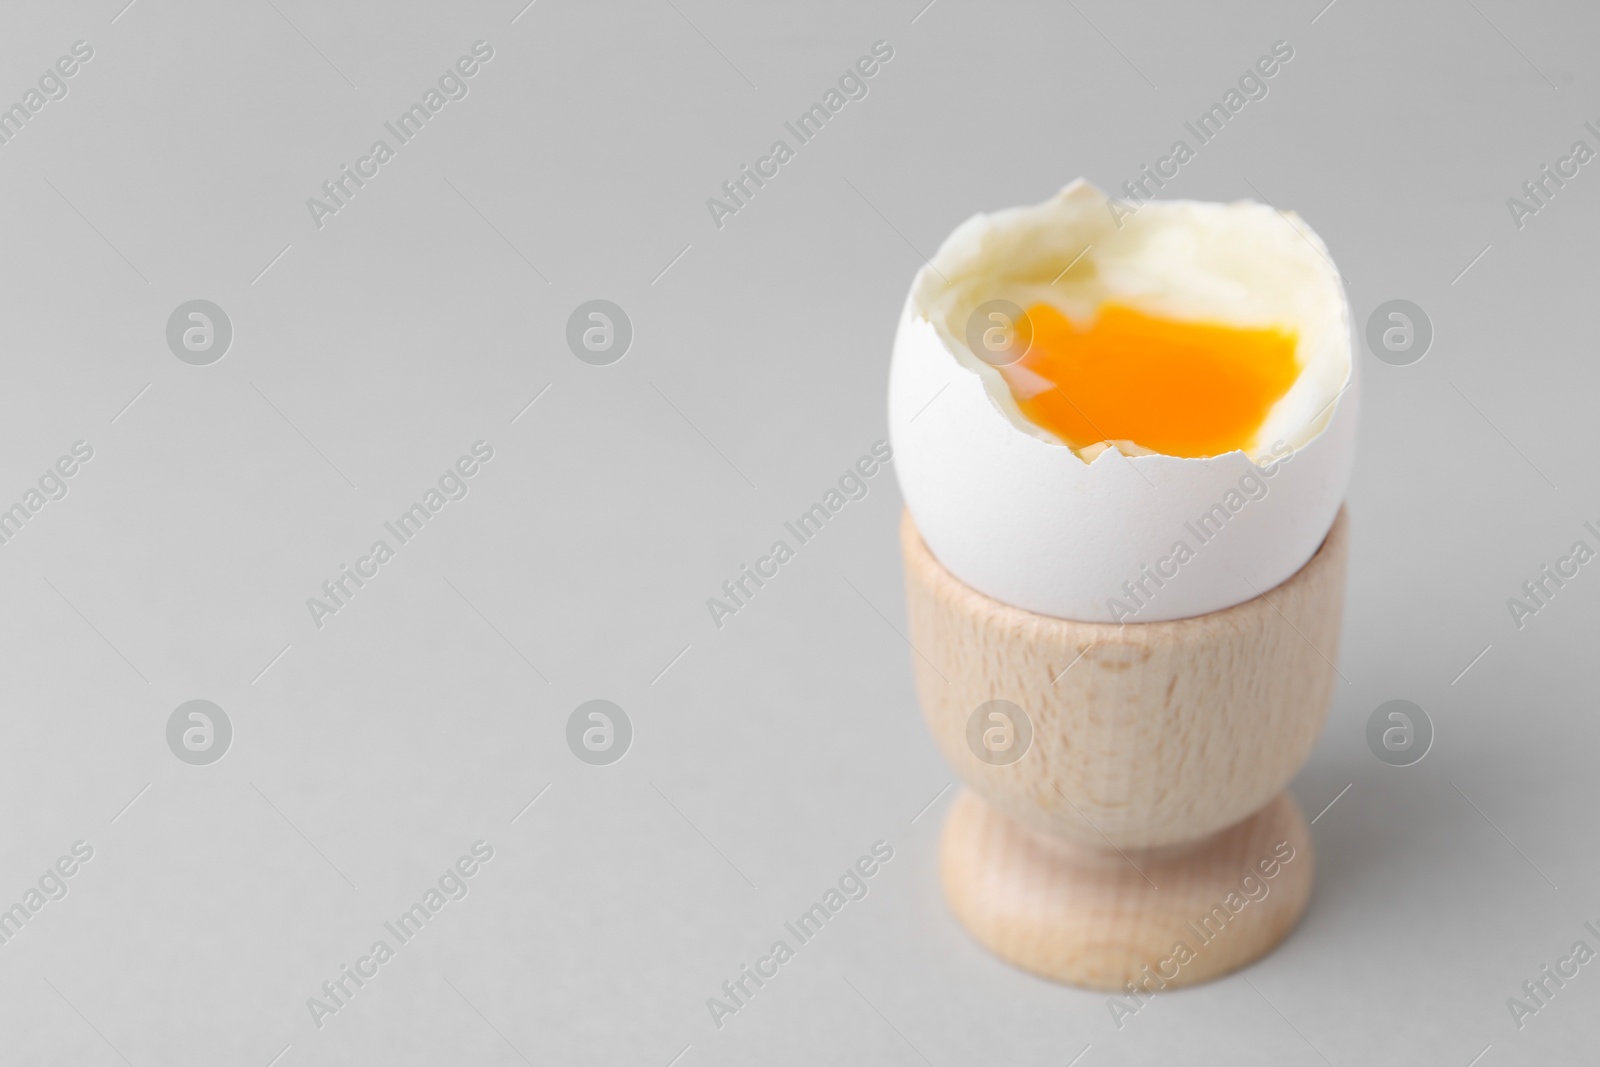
[{"left": 888, "top": 181, "right": 1358, "bottom": 623}]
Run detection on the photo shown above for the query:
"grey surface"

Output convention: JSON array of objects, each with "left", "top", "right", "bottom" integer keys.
[{"left": 0, "top": 0, "right": 1596, "bottom": 1064}]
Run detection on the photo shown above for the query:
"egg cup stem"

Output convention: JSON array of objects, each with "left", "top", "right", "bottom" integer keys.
[{"left": 901, "top": 506, "right": 1349, "bottom": 991}]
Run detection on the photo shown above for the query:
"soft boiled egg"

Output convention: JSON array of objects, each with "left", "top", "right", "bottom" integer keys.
[{"left": 888, "top": 180, "right": 1356, "bottom": 623}]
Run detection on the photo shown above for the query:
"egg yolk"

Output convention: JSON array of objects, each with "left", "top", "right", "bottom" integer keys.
[{"left": 1007, "top": 302, "right": 1300, "bottom": 459}]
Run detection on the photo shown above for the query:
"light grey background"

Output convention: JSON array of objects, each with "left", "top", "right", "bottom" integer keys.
[{"left": 0, "top": 0, "right": 1596, "bottom": 1063}]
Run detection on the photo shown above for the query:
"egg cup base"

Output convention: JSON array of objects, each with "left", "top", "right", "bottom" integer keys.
[{"left": 938, "top": 787, "right": 1314, "bottom": 991}]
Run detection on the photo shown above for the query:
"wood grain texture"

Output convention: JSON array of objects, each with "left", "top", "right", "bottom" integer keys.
[
  {"left": 901, "top": 506, "right": 1348, "bottom": 849},
  {"left": 900, "top": 506, "right": 1348, "bottom": 989}
]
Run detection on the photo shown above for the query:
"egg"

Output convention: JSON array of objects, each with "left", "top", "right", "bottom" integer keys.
[{"left": 888, "top": 180, "right": 1357, "bottom": 623}]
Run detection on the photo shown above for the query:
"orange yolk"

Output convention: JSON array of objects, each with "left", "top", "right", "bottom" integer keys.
[{"left": 1004, "top": 302, "right": 1300, "bottom": 459}]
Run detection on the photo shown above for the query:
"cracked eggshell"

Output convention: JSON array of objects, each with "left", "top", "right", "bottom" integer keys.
[{"left": 888, "top": 181, "right": 1358, "bottom": 623}]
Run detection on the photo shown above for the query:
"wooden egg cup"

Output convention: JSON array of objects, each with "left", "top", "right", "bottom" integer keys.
[{"left": 901, "top": 507, "right": 1349, "bottom": 991}]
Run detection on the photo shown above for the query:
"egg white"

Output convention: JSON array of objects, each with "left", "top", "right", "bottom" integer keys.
[{"left": 889, "top": 180, "right": 1357, "bottom": 623}]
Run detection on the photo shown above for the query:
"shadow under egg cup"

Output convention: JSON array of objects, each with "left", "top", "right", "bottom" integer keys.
[{"left": 901, "top": 506, "right": 1349, "bottom": 991}]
